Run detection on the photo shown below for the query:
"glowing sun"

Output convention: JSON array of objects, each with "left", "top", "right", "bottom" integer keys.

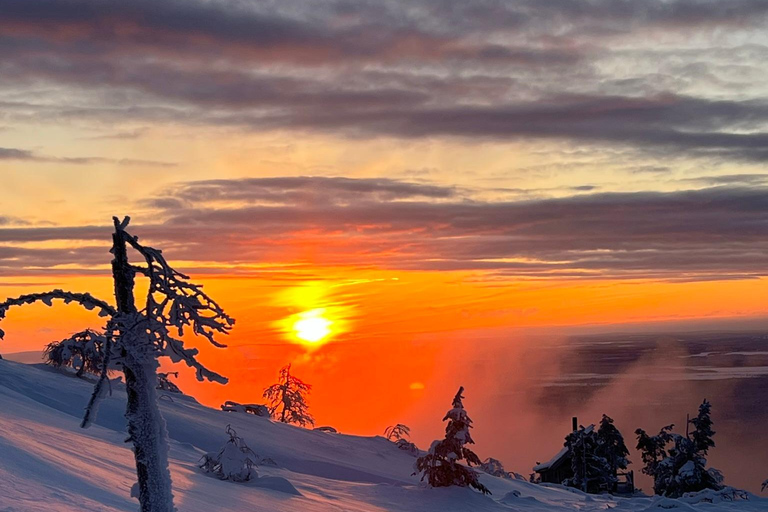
[{"left": 292, "top": 309, "right": 333, "bottom": 344}]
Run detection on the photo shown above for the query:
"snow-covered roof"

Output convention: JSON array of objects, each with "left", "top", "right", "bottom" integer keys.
[{"left": 533, "top": 424, "right": 594, "bottom": 472}]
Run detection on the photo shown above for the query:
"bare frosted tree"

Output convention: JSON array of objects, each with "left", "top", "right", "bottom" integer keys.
[
  {"left": 263, "top": 364, "right": 314, "bottom": 427},
  {"left": 0, "top": 216, "right": 234, "bottom": 512}
]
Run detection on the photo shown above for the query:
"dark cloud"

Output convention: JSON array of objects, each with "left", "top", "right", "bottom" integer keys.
[
  {"left": 2, "top": 177, "right": 768, "bottom": 281},
  {"left": 1, "top": 0, "right": 766, "bottom": 163}
]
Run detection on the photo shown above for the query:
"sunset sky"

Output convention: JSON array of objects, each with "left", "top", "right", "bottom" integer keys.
[{"left": 2, "top": 0, "right": 768, "bottom": 464}]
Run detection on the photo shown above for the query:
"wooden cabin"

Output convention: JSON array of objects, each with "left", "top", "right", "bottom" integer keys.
[
  {"left": 533, "top": 417, "right": 634, "bottom": 494},
  {"left": 533, "top": 417, "right": 587, "bottom": 485}
]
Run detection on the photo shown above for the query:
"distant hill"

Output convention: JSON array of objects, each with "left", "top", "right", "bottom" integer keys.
[{"left": 2, "top": 350, "right": 43, "bottom": 364}]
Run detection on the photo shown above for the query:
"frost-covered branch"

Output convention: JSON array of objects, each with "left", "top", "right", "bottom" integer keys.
[
  {"left": 164, "top": 334, "right": 227, "bottom": 384},
  {"left": 118, "top": 222, "right": 234, "bottom": 346},
  {"left": 108, "top": 217, "right": 232, "bottom": 386},
  {"left": 0, "top": 290, "right": 116, "bottom": 339}
]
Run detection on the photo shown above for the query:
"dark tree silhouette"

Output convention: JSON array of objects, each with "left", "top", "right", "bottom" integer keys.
[
  {"left": 263, "top": 364, "right": 314, "bottom": 427},
  {"left": 596, "top": 414, "right": 630, "bottom": 483},
  {"left": 384, "top": 423, "right": 411, "bottom": 442},
  {"left": 156, "top": 372, "right": 182, "bottom": 394},
  {"left": 635, "top": 399, "right": 723, "bottom": 497},
  {"left": 44, "top": 328, "right": 112, "bottom": 378},
  {"left": 689, "top": 399, "right": 715, "bottom": 455},
  {"left": 414, "top": 386, "right": 490, "bottom": 494},
  {"left": 0, "top": 216, "right": 234, "bottom": 512},
  {"left": 565, "top": 425, "right": 611, "bottom": 492}
]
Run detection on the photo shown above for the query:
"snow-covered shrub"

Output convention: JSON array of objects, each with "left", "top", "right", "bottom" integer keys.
[
  {"left": 414, "top": 386, "right": 491, "bottom": 494},
  {"left": 636, "top": 399, "right": 723, "bottom": 497},
  {"left": 221, "top": 400, "right": 270, "bottom": 417},
  {"left": 314, "top": 426, "right": 338, "bottom": 433},
  {"left": 44, "top": 329, "right": 113, "bottom": 378},
  {"left": 384, "top": 424, "right": 411, "bottom": 442},
  {"left": 156, "top": 372, "right": 182, "bottom": 393},
  {"left": 199, "top": 425, "right": 257, "bottom": 482},
  {"left": 263, "top": 364, "right": 314, "bottom": 426},
  {"left": 480, "top": 457, "right": 512, "bottom": 479}
]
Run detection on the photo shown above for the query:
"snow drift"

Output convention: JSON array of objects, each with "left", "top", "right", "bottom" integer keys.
[{"left": 0, "top": 359, "right": 765, "bottom": 512}]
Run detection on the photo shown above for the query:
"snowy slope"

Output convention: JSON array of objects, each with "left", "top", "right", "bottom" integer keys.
[{"left": 0, "top": 360, "right": 765, "bottom": 512}]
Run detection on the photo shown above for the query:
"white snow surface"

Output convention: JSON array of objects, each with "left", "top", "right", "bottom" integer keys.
[{"left": 1, "top": 359, "right": 765, "bottom": 512}]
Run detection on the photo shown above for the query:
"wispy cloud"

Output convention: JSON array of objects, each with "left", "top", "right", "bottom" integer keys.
[{"left": 0, "top": 147, "right": 175, "bottom": 167}]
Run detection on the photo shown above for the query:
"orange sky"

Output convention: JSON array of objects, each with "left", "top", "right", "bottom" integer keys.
[{"left": 2, "top": 265, "right": 767, "bottom": 438}]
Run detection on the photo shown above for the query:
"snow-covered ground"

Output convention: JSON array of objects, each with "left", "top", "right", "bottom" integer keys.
[{"left": 0, "top": 359, "right": 764, "bottom": 512}]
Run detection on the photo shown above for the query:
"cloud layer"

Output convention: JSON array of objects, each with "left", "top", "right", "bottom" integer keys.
[
  {"left": 2, "top": 177, "right": 767, "bottom": 281},
  {"left": 1, "top": 0, "right": 767, "bottom": 162}
]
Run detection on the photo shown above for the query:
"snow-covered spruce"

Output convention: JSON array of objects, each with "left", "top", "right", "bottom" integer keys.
[
  {"left": 636, "top": 399, "right": 723, "bottom": 498},
  {"left": 199, "top": 425, "right": 258, "bottom": 482},
  {"left": 0, "top": 216, "right": 234, "bottom": 512},
  {"left": 263, "top": 364, "right": 314, "bottom": 427},
  {"left": 414, "top": 386, "right": 491, "bottom": 495},
  {"left": 563, "top": 414, "right": 630, "bottom": 493}
]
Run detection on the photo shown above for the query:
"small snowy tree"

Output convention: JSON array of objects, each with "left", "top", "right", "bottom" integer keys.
[
  {"left": 199, "top": 425, "right": 258, "bottom": 482},
  {"left": 263, "top": 364, "right": 314, "bottom": 427},
  {"left": 0, "top": 217, "right": 234, "bottom": 512},
  {"left": 44, "top": 329, "right": 114, "bottom": 378},
  {"left": 414, "top": 386, "right": 490, "bottom": 494},
  {"left": 385, "top": 424, "right": 411, "bottom": 442},
  {"left": 689, "top": 399, "right": 715, "bottom": 455},
  {"left": 635, "top": 400, "right": 723, "bottom": 497},
  {"left": 385, "top": 423, "right": 418, "bottom": 455}
]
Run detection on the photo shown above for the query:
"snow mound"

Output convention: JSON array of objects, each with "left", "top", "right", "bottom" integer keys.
[{"left": 251, "top": 476, "right": 302, "bottom": 496}]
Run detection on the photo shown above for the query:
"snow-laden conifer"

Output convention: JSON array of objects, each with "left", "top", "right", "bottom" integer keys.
[
  {"left": 635, "top": 399, "right": 723, "bottom": 497},
  {"left": 414, "top": 386, "right": 490, "bottom": 494},
  {"left": 564, "top": 424, "right": 612, "bottom": 492},
  {"left": 0, "top": 216, "right": 234, "bottom": 512},
  {"left": 263, "top": 364, "right": 314, "bottom": 427}
]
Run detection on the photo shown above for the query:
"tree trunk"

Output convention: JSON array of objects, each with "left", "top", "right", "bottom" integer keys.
[{"left": 113, "top": 222, "right": 175, "bottom": 512}]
